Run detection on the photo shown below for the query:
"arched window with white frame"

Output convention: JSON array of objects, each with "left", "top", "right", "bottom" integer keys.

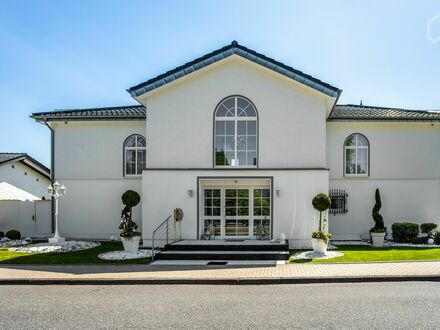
[
  {"left": 344, "top": 133, "right": 369, "bottom": 176},
  {"left": 214, "top": 96, "right": 258, "bottom": 167},
  {"left": 124, "top": 134, "right": 146, "bottom": 176}
]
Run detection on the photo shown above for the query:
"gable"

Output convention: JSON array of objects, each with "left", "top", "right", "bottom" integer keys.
[{"left": 128, "top": 41, "right": 341, "bottom": 100}]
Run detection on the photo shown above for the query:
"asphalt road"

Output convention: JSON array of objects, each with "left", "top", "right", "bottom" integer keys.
[{"left": 1, "top": 282, "right": 439, "bottom": 329}]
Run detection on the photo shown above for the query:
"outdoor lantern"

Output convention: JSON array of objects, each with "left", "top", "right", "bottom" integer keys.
[{"left": 47, "top": 181, "right": 67, "bottom": 245}]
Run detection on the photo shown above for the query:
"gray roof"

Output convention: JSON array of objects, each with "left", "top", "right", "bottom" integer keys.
[
  {"left": 0, "top": 153, "right": 50, "bottom": 178},
  {"left": 31, "top": 105, "right": 146, "bottom": 122},
  {"left": 128, "top": 41, "right": 341, "bottom": 98},
  {"left": 329, "top": 104, "right": 440, "bottom": 122}
]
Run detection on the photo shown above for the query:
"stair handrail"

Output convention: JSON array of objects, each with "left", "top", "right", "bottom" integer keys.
[{"left": 151, "top": 215, "right": 172, "bottom": 259}]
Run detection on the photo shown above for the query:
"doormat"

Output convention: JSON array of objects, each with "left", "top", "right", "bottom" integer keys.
[
  {"left": 206, "top": 261, "right": 228, "bottom": 265},
  {"left": 223, "top": 239, "right": 244, "bottom": 242}
]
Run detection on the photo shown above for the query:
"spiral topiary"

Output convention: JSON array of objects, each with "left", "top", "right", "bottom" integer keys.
[{"left": 371, "top": 188, "right": 385, "bottom": 233}]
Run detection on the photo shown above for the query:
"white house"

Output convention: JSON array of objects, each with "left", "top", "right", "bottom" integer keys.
[{"left": 31, "top": 41, "right": 440, "bottom": 247}]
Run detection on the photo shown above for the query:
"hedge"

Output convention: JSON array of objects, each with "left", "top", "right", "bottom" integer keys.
[{"left": 391, "top": 223, "right": 419, "bottom": 243}]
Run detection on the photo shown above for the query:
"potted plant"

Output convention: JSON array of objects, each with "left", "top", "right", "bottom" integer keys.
[
  {"left": 311, "top": 193, "right": 332, "bottom": 254},
  {"left": 119, "top": 190, "right": 141, "bottom": 253},
  {"left": 370, "top": 188, "right": 386, "bottom": 247}
]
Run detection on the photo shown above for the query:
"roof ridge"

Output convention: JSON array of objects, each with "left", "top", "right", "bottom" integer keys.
[
  {"left": 337, "top": 104, "right": 440, "bottom": 113},
  {"left": 33, "top": 104, "right": 145, "bottom": 116}
]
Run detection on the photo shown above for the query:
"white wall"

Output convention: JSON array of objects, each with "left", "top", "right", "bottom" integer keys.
[
  {"left": 327, "top": 122, "right": 440, "bottom": 239},
  {"left": 51, "top": 120, "right": 145, "bottom": 239},
  {"left": 142, "top": 169, "right": 329, "bottom": 248},
  {"left": 139, "top": 56, "right": 329, "bottom": 169},
  {"left": 0, "top": 200, "right": 51, "bottom": 237},
  {"left": 0, "top": 162, "right": 50, "bottom": 199}
]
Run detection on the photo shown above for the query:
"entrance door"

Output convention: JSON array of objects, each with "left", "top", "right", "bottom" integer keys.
[{"left": 202, "top": 187, "right": 271, "bottom": 239}]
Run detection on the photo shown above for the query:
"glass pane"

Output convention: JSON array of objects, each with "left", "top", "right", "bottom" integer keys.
[
  {"left": 237, "top": 220, "right": 249, "bottom": 235},
  {"left": 247, "top": 121, "right": 256, "bottom": 135},
  {"left": 226, "top": 208, "right": 236, "bottom": 216},
  {"left": 125, "top": 150, "right": 136, "bottom": 175},
  {"left": 212, "top": 198, "right": 221, "bottom": 207},
  {"left": 254, "top": 208, "right": 262, "bottom": 216},
  {"left": 237, "top": 97, "right": 250, "bottom": 112},
  {"left": 254, "top": 189, "right": 262, "bottom": 198},
  {"left": 225, "top": 136, "right": 235, "bottom": 151},
  {"left": 237, "top": 151, "right": 247, "bottom": 165},
  {"left": 213, "top": 208, "right": 221, "bottom": 216},
  {"left": 125, "top": 135, "right": 136, "bottom": 147},
  {"left": 247, "top": 136, "right": 256, "bottom": 150},
  {"left": 215, "top": 121, "right": 225, "bottom": 134},
  {"left": 237, "top": 121, "right": 247, "bottom": 135},
  {"left": 246, "top": 104, "right": 256, "bottom": 117},
  {"left": 225, "top": 198, "right": 236, "bottom": 207},
  {"left": 356, "top": 134, "right": 368, "bottom": 146},
  {"left": 238, "top": 189, "right": 249, "bottom": 198},
  {"left": 238, "top": 207, "right": 249, "bottom": 216},
  {"left": 215, "top": 151, "right": 228, "bottom": 166},
  {"left": 205, "top": 198, "right": 212, "bottom": 207},
  {"left": 247, "top": 152, "right": 257, "bottom": 166},
  {"left": 238, "top": 198, "right": 249, "bottom": 207},
  {"left": 137, "top": 136, "right": 146, "bottom": 147},
  {"left": 261, "top": 197, "right": 270, "bottom": 207},
  {"left": 237, "top": 136, "right": 246, "bottom": 151},
  {"left": 222, "top": 98, "right": 235, "bottom": 111},
  {"left": 225, "top": 152, "right": 235, "bottom": 165},
  {"left": 345, "top": 135, "right": 356, "bottom": 146},
  {"left": 215, "top": 136, "right": 225, "bottom": 152},
  {"left": 225, "top": 220, "right": 236, "bottom": 236},
  {"left": 216, "top": 105, "right": 228, "bottom": 117},
  {"left": 213, "top": 189, "right": 220, "bottom": 198},
  {"left": 225, "top": 121, "right": 235, "bottom": 135},
  {"left": 262, "top": 189, "right": 270, "bottom": 197},
  {"left": 226, "top": 189, "right": 237, "bottom": 198},
  {"left": 137, "top": 150, "right": 146, "bottom": 174},
  {"left": 205, "top": 189, "right": 212, "bottom": 198},
  {"left": 204, "top": 208, "right": 212, "bottom": 216},
  {"left": 262, "top": 207, "right": 270, "bottom": 216}
]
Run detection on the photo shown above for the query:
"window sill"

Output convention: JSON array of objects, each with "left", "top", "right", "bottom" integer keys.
[
  {"left": 123, "top": 175, "right": 142, "bottom": 179},
  {"left": 343, "top": 174, "right": 369, "bottom": 178}
]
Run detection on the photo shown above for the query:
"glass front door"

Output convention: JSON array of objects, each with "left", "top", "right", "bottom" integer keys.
[{"left": 202, "top": 187, "right": 271, "bottom": 239}]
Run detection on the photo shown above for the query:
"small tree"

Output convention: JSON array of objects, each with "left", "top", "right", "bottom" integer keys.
[
  {"left": 371, "top": 188, "right": 385, "bottom": 233},
  {"left": 119, "top": 190, "right": 141, "bottom": 238},
  {"left": 312, "top": 193, "right": 331, "bottom": 231}
]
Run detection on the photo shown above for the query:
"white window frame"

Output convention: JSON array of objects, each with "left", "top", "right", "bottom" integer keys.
[
  {"left": 124, "top": 134, "right": 146, "bottom": 177},
  {"left": 214, "top": 96, "right": 258, "bottom": 168},
  {"left": 344, "top": 133, "right": 369, "bottom": 177}
]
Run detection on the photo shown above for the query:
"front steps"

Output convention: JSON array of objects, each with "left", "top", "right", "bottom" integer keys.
[{"left": 154, "top": 240, "right": 290, "bottom": 261}]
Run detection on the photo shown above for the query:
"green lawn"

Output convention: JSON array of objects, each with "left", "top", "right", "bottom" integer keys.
[
  {"left": 0, "top": 242, "right": 151, "bottom": 265},
  {"left": 290, "top": 245, "right": 440, "bottom": 263}
]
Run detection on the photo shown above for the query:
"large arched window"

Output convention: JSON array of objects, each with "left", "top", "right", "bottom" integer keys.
[
  {"left": 124, "top": 134, "right": 146, "bottom": 176},
  {"left": 344, "top": 133, "right": 369, "bottom": 176},
  {"left": 214, "top": 96, "right": 258, "bottom": 167}
]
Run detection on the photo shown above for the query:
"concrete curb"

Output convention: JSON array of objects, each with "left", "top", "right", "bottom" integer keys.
[{"left": 0, "top": 275, "right": 439, "bottom": 285}]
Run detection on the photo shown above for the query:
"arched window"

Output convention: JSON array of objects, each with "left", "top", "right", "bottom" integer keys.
[
  {"left": 214, "top": 96, "right": 258, "bottom": 167},
  {"left": 124, "top": 134, "right": 146, "bottom": 176},
  {"left": 344, "top": 133, "right": 369, "bottom": 176}
]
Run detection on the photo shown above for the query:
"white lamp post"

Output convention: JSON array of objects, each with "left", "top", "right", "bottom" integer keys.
[{"left": 47, "top": 181, "right": 66, "bottom": 245}]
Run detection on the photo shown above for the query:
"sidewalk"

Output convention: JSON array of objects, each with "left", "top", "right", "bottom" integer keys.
[{"left": 0, "top": 261, "right": 439, "bottom": 284}]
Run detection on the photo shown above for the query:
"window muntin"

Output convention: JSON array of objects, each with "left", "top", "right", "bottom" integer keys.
[
  {"left": 124, "top": 134, "right": 146, "bottom": 176},
  {"left": 344, "top": 133, "right": 369, "bottom": 176},
  {"left": 214, "top": 96, "right": 257, "bottom": 167}
]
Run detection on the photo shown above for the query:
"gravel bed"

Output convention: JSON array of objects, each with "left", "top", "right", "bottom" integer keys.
[
  {"left": 98, "top": 250, "right": 152, "bottom": 260},
  {"left": 9, "top": 241, "right": 100, "bottom": 253},
  {"left": 0, "top": 238, "right": 30, "bottom": 248},
  {"left": 292, "top": 251, "right": 344, "bottom": 260}
]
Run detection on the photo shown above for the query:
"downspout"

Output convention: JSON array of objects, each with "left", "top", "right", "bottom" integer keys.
[{"left": 43, "top": 116, "right": 55, "bottom": 234}]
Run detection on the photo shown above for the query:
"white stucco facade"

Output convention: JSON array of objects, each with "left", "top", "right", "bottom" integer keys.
[{"left": 32, "top": 42, "right": 440, "bottom": 246}]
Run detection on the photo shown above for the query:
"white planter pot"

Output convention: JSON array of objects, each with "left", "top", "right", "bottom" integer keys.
[
  {"left": 371, "top": 232, "right": 386, "bottom": 247},
  {"left": 121, "top": 236, "right": 141, "bottom": 253},
  {"left": 312, "top": 238, "right": 328, "bottom": 254}
]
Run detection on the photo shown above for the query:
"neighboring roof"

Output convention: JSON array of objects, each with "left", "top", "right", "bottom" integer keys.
[
  {"left": 31, "top": 105, "right": 146, "bottom": 122},
  {"left": 0, "top": 153, "right": 50, "bottom": 178},
  {"left": 329, "top": 104, "right": 440, "bottom": 122},
  {"left": 0, "top": 182, "right": 41, "bottom": 201},
  {"left": 127, "top": 41, "right": 341, "bottom": 98}
]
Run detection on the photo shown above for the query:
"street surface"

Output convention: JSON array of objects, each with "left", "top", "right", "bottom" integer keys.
[{"left": 0, "top": 282, "right": 439, "bottom": 329}]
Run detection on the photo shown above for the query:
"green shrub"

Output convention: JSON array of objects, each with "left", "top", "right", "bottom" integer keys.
[
  {"left": 435, "top": 231, "right": 440, "bottom": 245},
  {"left": 121, "top": 190, "right": 141, "bottom": 207},
  {"left": 371, "top": 189, "right": 385, "bottom": 232},
  {"left": 0, "top": 231, "right": 4, "bottom": 238},
  {"left": 420, "top": 223, "right": 438, "bottom": 234},
  {"left": 5, "top": 230, "right": 21, "bottom": 240},
  {"left": 391, "top": 223, "right": 419, "bottom": 243}
]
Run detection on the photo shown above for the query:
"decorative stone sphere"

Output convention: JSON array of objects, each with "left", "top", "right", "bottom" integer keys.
[{"left": 428, "top": 238, "right": 434, "bottom": 245}]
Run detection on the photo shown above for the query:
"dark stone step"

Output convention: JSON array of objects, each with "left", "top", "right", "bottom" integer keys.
[{"left": 155, "top": 251, "right": 289, "bottom": 261}]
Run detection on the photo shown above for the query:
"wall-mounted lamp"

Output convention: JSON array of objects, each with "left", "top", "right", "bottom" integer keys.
[
  {"left": 276, "top": 189, "right": 281, "bottom": 197},
  {"left": 187, "top": 189, "right": 194, "bottom": 197}
]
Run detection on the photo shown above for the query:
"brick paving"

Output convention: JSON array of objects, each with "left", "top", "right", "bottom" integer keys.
[{"left": 0, "top": 261, "right": 439, "bottom": 282}]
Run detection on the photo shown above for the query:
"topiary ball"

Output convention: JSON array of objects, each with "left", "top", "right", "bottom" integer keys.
[
  {"left": 312, "top": 193, "right": 331, "bottom": 212},
  {"left": 6, "top": 229, "right": 21, "bottom": 240},
  {"left": 121, "top": 190, "right": 141, "bottom": 207}
]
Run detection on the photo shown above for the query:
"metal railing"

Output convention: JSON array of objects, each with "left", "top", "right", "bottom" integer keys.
[
  {"left": 151, "top": 215, "right": 172, "bottom": 259},
  {"left": 329, "top": 189, "right": 348, "bottom": 215}
]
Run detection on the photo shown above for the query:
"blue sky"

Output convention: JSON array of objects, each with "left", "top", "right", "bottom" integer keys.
[{"left": 1, "top": 0, "right": 440, "bottom": 166}]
